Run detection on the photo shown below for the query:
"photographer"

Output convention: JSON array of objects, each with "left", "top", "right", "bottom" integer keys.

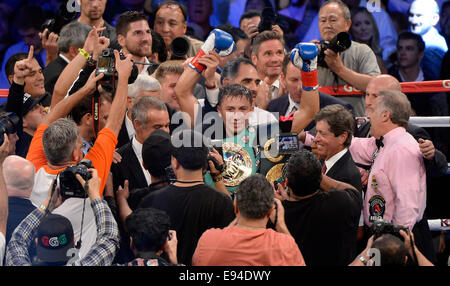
[
  {"left": 350, "top": 229, "right": 434, "bottom": 266},
  {"left": 193, "top": 174, "right": 305, "bottom": 266},
  {"left": 275, "top": 149, "right": 362, "bottom": 266},
  {"left": 114, "top": 208, "right": 181, "bottom": 266},
  {"left": 316, "top": 0, "right": 381, "bottom": 117},
  {"left": 26, "top": 50, "right": 133, "bottom": 258},
  {"left": 137, "top": 129, "right": 235, "bottom": 265},
  {"left": 5, "top": 168, "right": 120, "bottom": 266}
]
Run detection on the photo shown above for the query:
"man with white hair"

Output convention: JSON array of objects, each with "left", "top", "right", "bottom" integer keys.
[
  {"left": 2, "top": 155, "right": 36, "bottom": 246},
  {"left": 111, "top": 95, "right": 170, "bottom": 193},
  {"left": 408, "top": 0, "right": 448, "bottom": 80},
  {"left": 117, "top": 75, "right": 162, "bottom": 149}
]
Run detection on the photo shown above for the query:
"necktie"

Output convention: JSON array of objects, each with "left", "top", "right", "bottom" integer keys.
[
  {"left": 290, "top": 105, "right": 298, "bottom": 114},
  {"left": 269, "top": 85, "right": 277, "bottom": 100},
  {"left": 322, "top": 163, "right": 327, "bottom": 174},
  {"left": 375, "top": 136, "right": 384, "bottom": 149}
]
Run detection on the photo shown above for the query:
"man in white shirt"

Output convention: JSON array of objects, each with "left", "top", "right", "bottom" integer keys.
[
  {"left": 221, "top": 58, "right": 278, "bottom": 126},
  {"left": 313, "top": 104, "right": 363, "bottom": 192},
  {"left": 251, "top": 31, "right": 286, "bottom": 101}
]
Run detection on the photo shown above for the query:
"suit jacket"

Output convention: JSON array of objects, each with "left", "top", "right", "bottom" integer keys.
[
  {"left": 117, "top": 120, "right": 131, "bottom": 150},
  {"left": 6, "top": 197, "right": 36, "bottom": 245},
  {"left": 111, "top": 141, "right": 148, "bottom": 193},
  {"left": 326, "top": 150, "right": 363, "bottom": 192},
  {"left": 267, "top": 92, "right": 354, "bottom": 131},
  {"left": 43, "top": 55, "right": 68, "bottom": 96}
]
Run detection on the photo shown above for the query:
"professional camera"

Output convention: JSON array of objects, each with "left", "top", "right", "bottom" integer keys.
[
  {"left": 317, "top": 32, "right": 352, "bottom": 67},
  {"left": 96, "top": 48, "right": 139, "bottom": 92},
  {"left": 170, "top": 36, "right": 190, "bottom": 60},
  {"left": 59, "top": 159, "right": 94, "bottom": 199},
  {"left": 258, "top": 7, "right": 277, "bottom": 33},
  {"left": 0, "top": 112, "right": 20, "bottom": 146},
  {"left": 371, "top": 219, "right": 409, "bottom": 241},
  {"left": 41, "top": 3, "right": 78, "bottom": 35}
]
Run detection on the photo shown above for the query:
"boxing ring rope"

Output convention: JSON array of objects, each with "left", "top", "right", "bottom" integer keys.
[{"left": 1, "top": 80, "right": 449, "bottom": 227}]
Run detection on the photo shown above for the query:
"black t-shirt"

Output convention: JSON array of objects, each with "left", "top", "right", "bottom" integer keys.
[
  {"left": 282, "top": 188, "right": 362, "bottom": 266},
  {"left": 138, "top": 183, "right": 235, "bottom": 265}
]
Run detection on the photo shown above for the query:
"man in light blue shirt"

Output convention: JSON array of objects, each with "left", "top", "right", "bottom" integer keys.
[{"left": 408, "top": 0, "right": 448, "bottom": 80}]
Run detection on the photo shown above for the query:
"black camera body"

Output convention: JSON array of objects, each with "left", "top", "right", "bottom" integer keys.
[
  {"left": 96, "top": 48, "right": 138, "bottom": 92},
  {"left": 0, "top": 112, "right": 20, "bottom": 146},
  {"left": 371, "top": 219, "right": 409, "bottom": 241},
  {"left": 41, "top": 3, "right": 78, "bottom": 35},
  {"left": 318, "top": 32, "right": 352, "bottom": 67},
  {"left": 59, "top": 159, "right": 93, "bottom": 199}
]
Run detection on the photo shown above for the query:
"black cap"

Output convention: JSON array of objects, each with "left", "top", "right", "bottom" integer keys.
[
  {"left": 22, "top": 93, "right": 46, "bottom": 116},
  {"left": 142, "top": 129, "right": 173, "bottom": 177},
  {"left": 36, "top": 214, "right": 74, "bottom": 263}
]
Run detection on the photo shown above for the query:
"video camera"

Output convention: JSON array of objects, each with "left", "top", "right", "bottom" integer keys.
[
  {"left": 0, "top": 112, "right": 20, "bottom": 146},
  {"left": 317, "top": 32, "right": 352, "bottom": 67},
  {"left": 371, "top": 219, "right": 409, "bottom": 241},
  {"left": 59, "top": 159, "right": 94, "bottom": 199},
  {"left": 96, "top": 48, "right": 139, "bottom": 93},
  {"left": 41, "top": 3, "right": 78, "bottom": 35}
]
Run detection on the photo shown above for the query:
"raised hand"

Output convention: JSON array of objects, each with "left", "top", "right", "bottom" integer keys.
[
  {"left": 114, "top": 50, "right": 133, "bottom": 82},
  {"left": 13, "top": 45, "right": 35, "bottom": 85},
  {"left": 290, "top": 43, "right": 319, "bottom": 91},
  {"left": 189, "top": 29, "right": 235, "bottom": 73}
]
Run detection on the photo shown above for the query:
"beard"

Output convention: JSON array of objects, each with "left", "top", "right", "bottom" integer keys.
[{"left": 126, "top": 41, "right": 152, "bottom": 58}]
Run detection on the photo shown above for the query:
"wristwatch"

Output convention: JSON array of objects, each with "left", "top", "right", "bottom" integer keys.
[{"left": 358, "top": 255, "right": 368, "bottom": 265}]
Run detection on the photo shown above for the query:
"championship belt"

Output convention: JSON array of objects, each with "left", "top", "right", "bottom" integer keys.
[
  {"left": 221, "top": 142, "right": 253, "bottom": 187},
  {"left": 265, "top": 163, "right": 287, "bottom": 189},
  {"left": 263, "top": 138, "right": 283, "bottom": 163}
]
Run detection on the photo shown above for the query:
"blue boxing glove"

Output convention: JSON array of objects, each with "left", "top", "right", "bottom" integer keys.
[
  {"left": 189, "top": 29, "right": 235, "bottom": 73},
  {"left": 290, "top": 43, "right": 319, "bottom": 91}
]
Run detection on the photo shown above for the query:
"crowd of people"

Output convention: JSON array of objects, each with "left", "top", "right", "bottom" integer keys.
[{"left": 0, "top": 0, "right": 448, "bottom": 267}]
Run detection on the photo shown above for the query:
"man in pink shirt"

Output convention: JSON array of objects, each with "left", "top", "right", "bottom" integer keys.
[
  {"left": 192, "top": 174, "right": 305, "bottom": 266},
  {"left": 350, "top": 89, "right": 426, "bottom": 229},
  {"left": 349, "top": 89, "right": 436, "bottom": 263}
]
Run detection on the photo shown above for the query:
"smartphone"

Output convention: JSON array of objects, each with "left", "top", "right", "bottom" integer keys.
[{"left": 276, "top": 133, "right": 300, "bottom": 154}]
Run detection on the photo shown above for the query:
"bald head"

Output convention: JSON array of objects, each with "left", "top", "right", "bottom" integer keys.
[
  {"left": 365, "top": 75, "right": 402, "bottom": 112},
  {"left": 2, "top": 155, "right": 35, "bottom": 198}
]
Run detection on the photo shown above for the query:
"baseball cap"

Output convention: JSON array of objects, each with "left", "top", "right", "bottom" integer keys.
[
  {"left": 22, "top": 93, "right": 47, "bottom": 116},
  {"left": 142, "top": 129, "right": 174, "bottom": 177},
  {"left": 36, "top": 214, "right": 74, "bottom": 263}
]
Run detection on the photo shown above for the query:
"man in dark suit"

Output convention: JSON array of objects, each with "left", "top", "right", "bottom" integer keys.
[
  {"left": 3, "top": 155, "right": 37, "bottom": 246},
  {"left": 267, "top": 59, "right": 354, "bottom": 131},
  {"left": 111, "top": 96, "right": 171, "bottom": 192},
  {"left": 313, "top": 104, "right": 362, "bottom": 192},
  {"left": 43, "top": 21, "right": 91, "bottom": 96}
]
